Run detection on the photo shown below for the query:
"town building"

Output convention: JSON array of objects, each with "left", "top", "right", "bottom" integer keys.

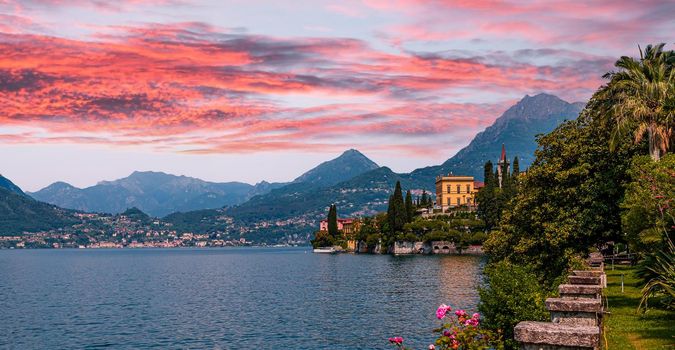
[
  {"left": 435, "top": 174, "right": 482, "bottom": 211},
  {"left": 319, "top": 218, "right": 361, "bottom": 235}
]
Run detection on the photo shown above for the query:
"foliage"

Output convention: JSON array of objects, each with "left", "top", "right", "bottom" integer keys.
[
  {"left": 599, "top": 43, "right": 674, "bottom": 161},
  {"left": 635, "top": 237, "right": 675, "bottom": 311},
  {"left": 387, "top": 181, "right": 408, "bottom": 235},
  {"left": 483, "top": 91, "right": 646, "bottom": 284},
  {"left": 478, "top": 261, "right": 549, "bottom": 349},
  {"left": 389, "top": 305, "right": 503, "bottom": 350},
  {"left": 327, "top": 204, "right": 338, "bottom": 238},
  {"left": 405, "top": 190, "right": 414, "bottom": 222},
  {"left": 621, "top": 154, "right": 675, "bottom": 252},
  {"left": 311, "top": 230, "right": 335, "bottom": 248}
]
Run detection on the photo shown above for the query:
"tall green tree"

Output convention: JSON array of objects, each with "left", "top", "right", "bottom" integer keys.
[
  {"left": 512, "top": 157, "right": 520, "bottom": 177},
  {"left": 483, "top": 160, "right": 494, "bottom": 187},
  {"left": 600, "top": 43, "right": 674, "bottom": 161},
  {"left": 327, "top": 204, "right": 338, "bottom": 238},
  {"left": 387, "top": 181, "right": 406, "bottom": 234},
  {"left": 404, "top": 190, "right": 414, "bottom": 222},
  {"left": 477, "top": 161, "right": 501, "bottom": 231}
]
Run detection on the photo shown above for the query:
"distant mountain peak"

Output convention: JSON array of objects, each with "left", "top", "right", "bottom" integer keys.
[
  {"left": 292, "top": 149, "right": 379, "bottom": 187},
  {"left": 0, "top": 175, "right": 25, "bottom": 196}
]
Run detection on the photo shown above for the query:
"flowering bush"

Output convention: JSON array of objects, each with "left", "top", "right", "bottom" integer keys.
[{"left": 389, "top": 304, "right": 503, "bottom": 350}]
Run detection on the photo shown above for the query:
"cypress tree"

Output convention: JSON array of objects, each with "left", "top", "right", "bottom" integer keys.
[
  {"left": 327, "top": 204, "right": 338, "bottom": 238},
  {"left": 484, "top": 160, "right": 494, "bottom": 186},
  {"left": 388, "top": 181, "right": 406, "bottom": 234},
  {"left": 405, "top": 190, "right": 414, "bottom": 222},
  {"left": 512, "top": 157, "right": 520, "bottom": 177}
]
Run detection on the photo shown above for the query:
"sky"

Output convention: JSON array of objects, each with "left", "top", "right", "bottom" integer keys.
[{"left": 0, "top": 0, "right": 673, "bottom": 191}]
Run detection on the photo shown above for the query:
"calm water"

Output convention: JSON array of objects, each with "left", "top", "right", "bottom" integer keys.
[{"left": 0, "top": 247, "right": 484, "bottom": 349}]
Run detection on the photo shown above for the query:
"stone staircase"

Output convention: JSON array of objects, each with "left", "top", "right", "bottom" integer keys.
[{"left": 515, "top": 254, "right": 606, "bottom": 350}]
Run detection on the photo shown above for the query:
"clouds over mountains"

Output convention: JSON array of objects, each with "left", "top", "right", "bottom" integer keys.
[{"left": 0, "top": 0, "right": 671, "bottom": 157}]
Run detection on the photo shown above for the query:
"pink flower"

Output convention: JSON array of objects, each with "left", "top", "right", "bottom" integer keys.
[
  {"left": 464, "top": 318, "right": 479, "bottom": 327},
  {"left": 388, "top": 337, "right": 404, "bottom": 344},
  {"left": 436, "top": 304, "right": 452, "bottom": 319},
  {"left": 455, "top": 309, "right": 467, "bottom": 317},
  {"left": 428, "top": 345, "right": 436, "bottom": 350},
  {"left": 472, "top": 313, "right": 480, "bottom": 320}
]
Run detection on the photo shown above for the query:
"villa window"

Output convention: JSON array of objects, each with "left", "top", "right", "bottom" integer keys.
[
  {"left": 447, "top": 198, "right": 451, "bottom": 206},
  {"left": 457, "top": 198, "right": 461, "bottom": 206},
  {"left": 456, "top": 184, "right": 461, "bottom": 193},
  {"left": 447, "top": 185, "right": 451, "bottom": 193},
  {"left": 466, "top": 184, "right": 470, "bottom": 193}
]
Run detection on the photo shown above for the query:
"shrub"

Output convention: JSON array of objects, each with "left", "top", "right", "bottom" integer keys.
[
  {"left": 311, "top": 230, "right": 334, "bottom": 248},
  {"left": 478, "top": 261, "right": 549, "bottom": 349},
  {"left": 636, "top": 237, "right": 675, "bottom": 311},
  {"left": 389, "top": 304, "right": 503, "bottom": 350}
]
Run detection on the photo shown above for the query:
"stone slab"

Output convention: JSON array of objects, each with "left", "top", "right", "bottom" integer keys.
[
  {"left": 550, "top": 311, "right": 599, "bottom": 327},
  {"left": 573, "top": 270, "right": 603, "bottom": 277},
  {"left": 546, "top": 298, "right": 602, "bottom": 313},
  {"left": 569, "top": 276, "right": 601, "bottom": 285},
  {"left": 559, "top": 284, "right": 603, "bottom": 298},
  {"left": 515, "top": 321, "right": 599, "bottom": 348}
]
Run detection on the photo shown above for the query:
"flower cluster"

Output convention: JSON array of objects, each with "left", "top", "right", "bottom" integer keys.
[{"left": 389, "top": 304, "right": 503, "bottom": 350}]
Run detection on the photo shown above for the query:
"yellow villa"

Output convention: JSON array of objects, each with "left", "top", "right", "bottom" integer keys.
[{"left": 435, "top": 174, "right": 483, "bottom": 211}]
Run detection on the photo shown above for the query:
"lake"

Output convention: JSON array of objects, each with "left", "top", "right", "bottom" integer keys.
[{"left": 0, "top": 247, "right": 484, "bottom": 349}]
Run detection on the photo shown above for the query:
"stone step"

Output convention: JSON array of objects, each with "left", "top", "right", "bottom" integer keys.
[
  {"left": 573, "top": 270, "right": 603, "bottom": 277},
  {"left": 546, "top": 298, "right": 602, "bottom": 326},
  {"left": 569, "top": 275, "right": 601, "bottom": 285},
  {"left": 546, "top": 298, "right": 602, "bottom": 312},
  {"left": 559, "top": 284, "right": 603, "bottom": 299},
  {"left": 514, "top": 321, "right": 600, "bottom": 349}
]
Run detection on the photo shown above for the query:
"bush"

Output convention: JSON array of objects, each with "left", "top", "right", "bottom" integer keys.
[
  {"left": 636, "top": 237, "right": 675, "bottom": 311},
  {"left": 311, "top": 230, "right": 334, "bottom": 248},
  {"left": 478, "top": 261, "right": 549, "bottom": 349},
  {"left": 388, "top": 304, "right": 503, "bottom": 350}
]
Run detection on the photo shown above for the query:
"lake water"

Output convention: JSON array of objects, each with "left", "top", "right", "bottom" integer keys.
[{"left": 0, "top": 247, "right": 484, "bottom": 349}]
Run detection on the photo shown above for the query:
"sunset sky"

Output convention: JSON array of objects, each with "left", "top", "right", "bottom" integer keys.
[{"left": 1, "top": 0, "right": 673, "bottom": 191}]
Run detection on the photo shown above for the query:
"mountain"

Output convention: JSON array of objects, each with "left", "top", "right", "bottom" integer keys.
[
  {"left": 408, "top": 93, "right": 584, "bottom": 183},
  {"left": 292, "top": 149, "right": 379, "bottom": 187},
  {"left": 0, "top": 185, "right": 79, "bottom": 236},
  {"left": 0, "top": 174, "right": 25, "bottom": 196},
  {"left": 29, "top": 171, "right": 285, "bottom": 217},
  {"left": 163, "top": 93, "right": 585, "bottom": 244}
]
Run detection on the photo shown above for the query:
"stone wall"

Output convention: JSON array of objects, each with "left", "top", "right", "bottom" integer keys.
[{"left": 391, "top": 241, "right": 431, "bottom": 255}]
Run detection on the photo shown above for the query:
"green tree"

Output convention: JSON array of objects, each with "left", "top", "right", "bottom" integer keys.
[
  {"left": 387, "top": 181, "right": 407, "bottom": 235},
  {"left": 512, "top": 157, "right": 520, "bottom": 177},
  {"left": 477, "top": 161, "right": 501, "bottom": 231},
  {"left": 622, "top": 154, "right": 675, "bottom": 252},
  {"left": 311, "top": 230, "right": 335, "bottom": 248},
  {"left": 327, "top": 204, "right": 338, "bottom": 239},
  {"left": 484, "top": 92, "right": 646, "bottom": 284},
  {"left": 484, "top": 160, "right": 494, "bottom": 186},
  {"left": 600, "top": 43, "right": 674, "bottom": 161},
  {"left": 404, "top": 190, "right": 414, "bottom": 223}
]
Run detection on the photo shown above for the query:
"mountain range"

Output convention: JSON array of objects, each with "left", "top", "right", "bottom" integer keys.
[
  {"left": 7, "top": 93, "right": 585, "bottom": 242},
  {"left": 29, "top": 171, "right": 286, "bottom": 217},
  {"left": 165, "top": 93, "right": 585, "bottom": 242}
]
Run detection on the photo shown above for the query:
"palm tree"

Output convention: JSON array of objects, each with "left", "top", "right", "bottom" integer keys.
[{"left": 601, "top": 43, "right": 675, "bottom": 161}]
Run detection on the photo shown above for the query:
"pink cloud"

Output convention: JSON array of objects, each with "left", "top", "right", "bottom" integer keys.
[{"left": 0, "top": 19, "right": 616, "bottom": 156}]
